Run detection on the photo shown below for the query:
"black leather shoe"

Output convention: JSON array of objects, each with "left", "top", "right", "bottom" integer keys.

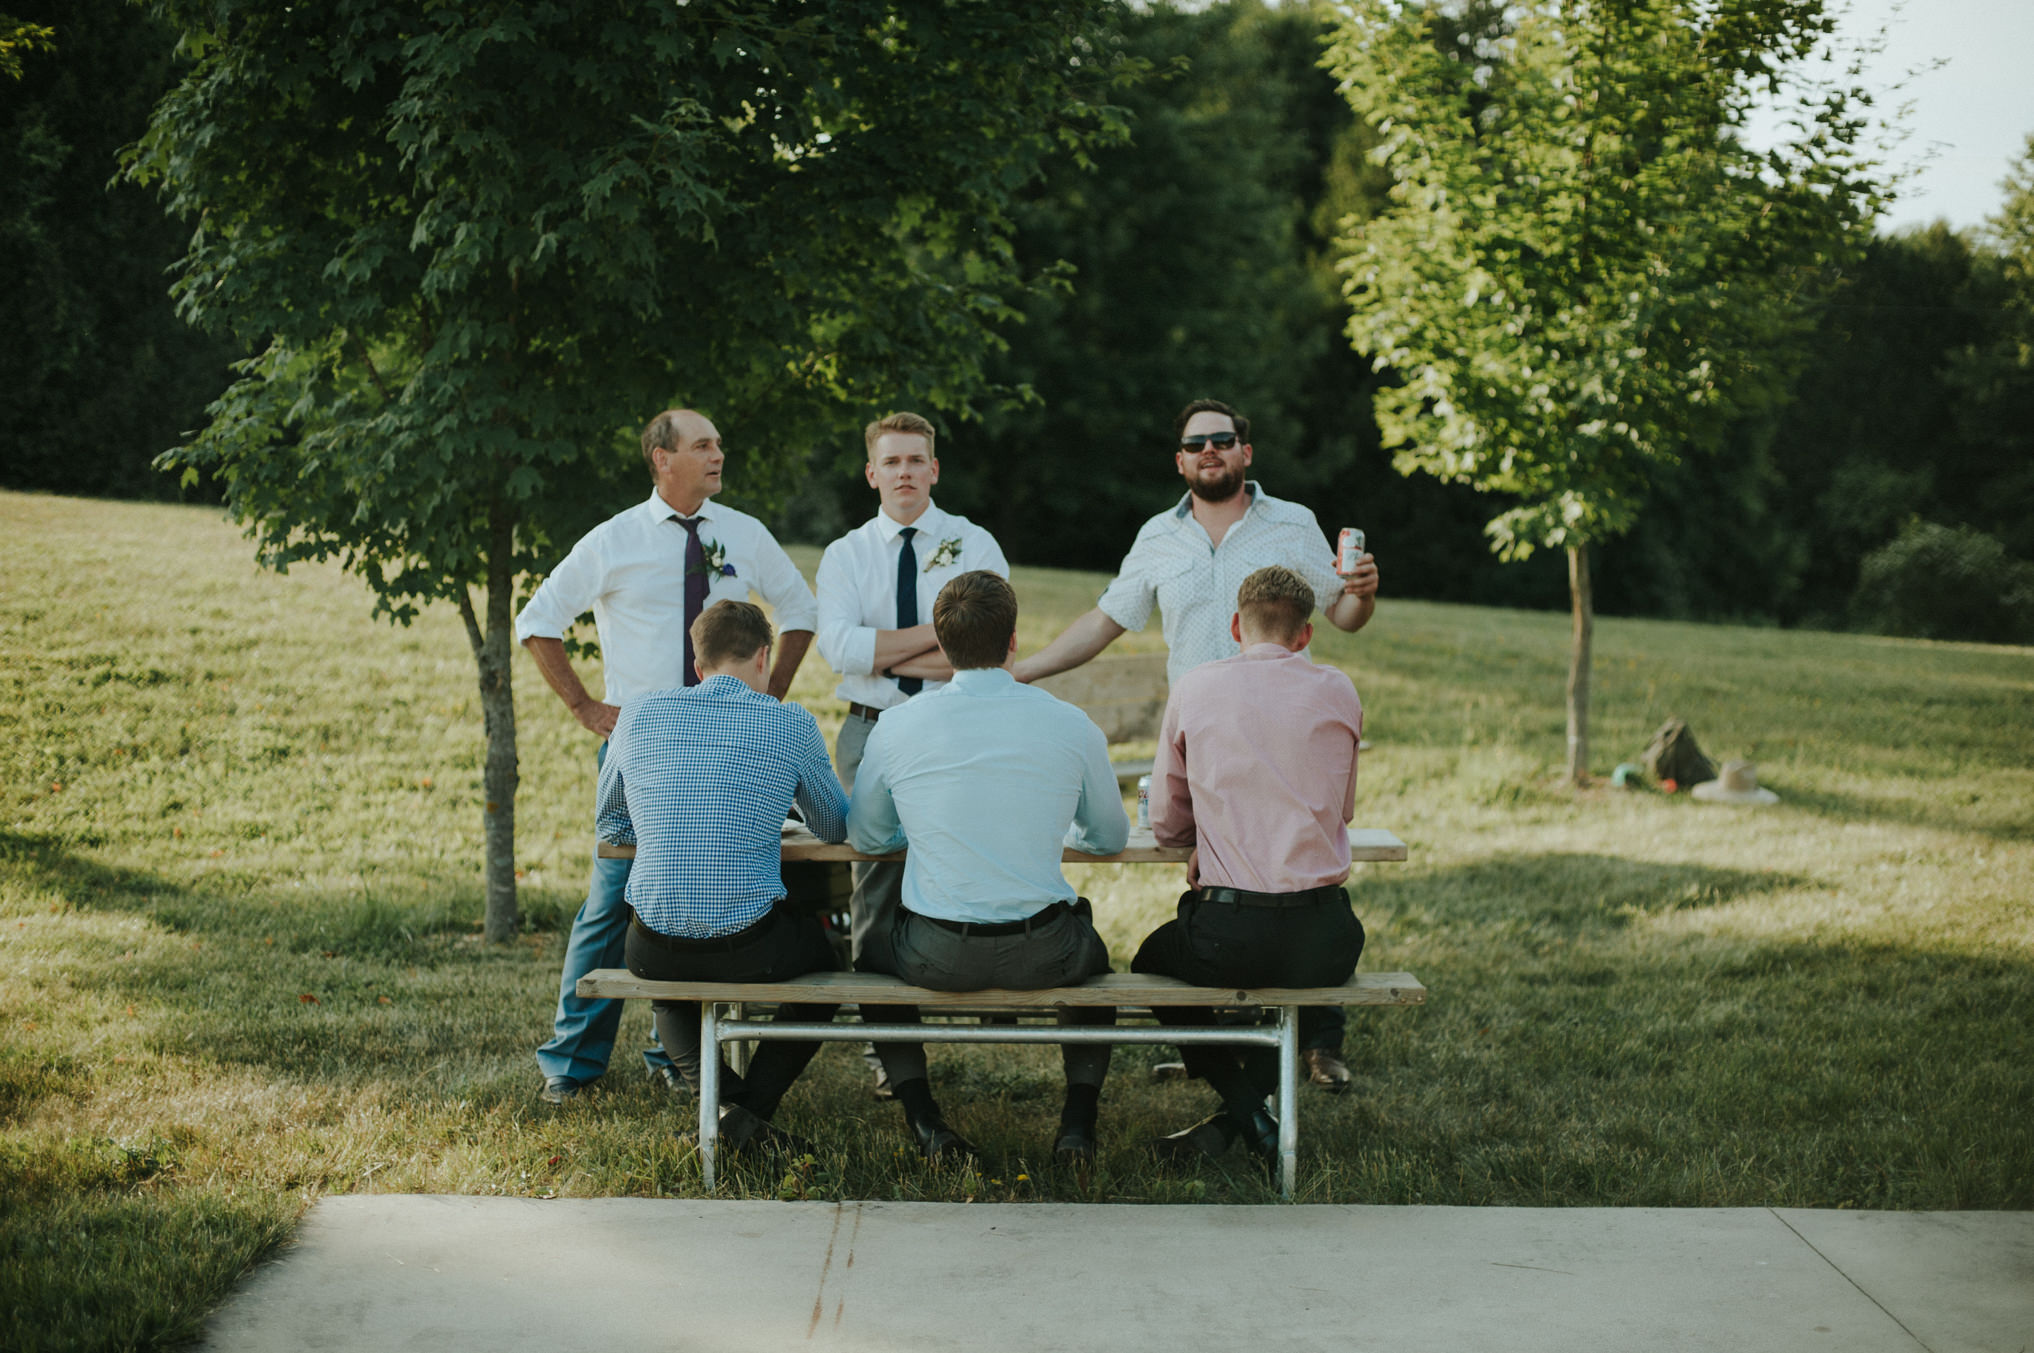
[
  {"left": 539, "top": 1075, "right": 581, "bottom": 1105},
  {"left": 1052, "top": 1123, "right": 1098, "bottom": 1166},
  {"left": 1236, "top": 1106, "right": 1281, "bottom": 1176},
  {"left": 1149, "top": 1113, "right": 1237, "bottom": 1163},
  {"left": 1303, "top": 1048, "right": 1352, "bottom": 1093},
  {"left": 717, "top": 1104, "right": 816, "bottom": 1158},
  {"left": 909, "top": 1116, "right": 976, "bottom": 1164}
]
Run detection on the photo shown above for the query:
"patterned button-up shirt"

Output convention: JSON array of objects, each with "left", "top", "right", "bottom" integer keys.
[
  {"left": 595, "top": 676, "right": 847, "bottom": 938},
  {"left": 1096, "top": 483, "right": 1344, "bottom": 686}
]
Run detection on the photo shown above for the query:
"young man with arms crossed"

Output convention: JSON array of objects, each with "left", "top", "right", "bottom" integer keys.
[
  {"left": 517, "top": 408, "right": 818, "bottom": 1104},
  {"left": 815, "top": 412, "right": 1008, "bottom": 1094},
  {"left": 1132, "top": 566, "right": 1368, "bottom": 1170},
  {"left": 847, "top": 571, "right": 1129, "bottom": 1164},
  {"left": 601, "top": 600, "right": 848, "bottom": 1152},
  {"left": 1015, "top": 397, "right": 1379, "bottom": 1090}
]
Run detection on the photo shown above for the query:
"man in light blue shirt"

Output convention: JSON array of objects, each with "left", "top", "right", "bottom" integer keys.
[{"left": 848, "top": 571, "right": 1129, "bottom": 1164}]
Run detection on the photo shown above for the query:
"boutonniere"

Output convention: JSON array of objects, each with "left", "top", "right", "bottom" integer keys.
[
  {"left": 923, "top": 537, "right": 964, "bottom": 571},
  {"left": 691, "top": 539, "right": 737, "bottom": 579}
]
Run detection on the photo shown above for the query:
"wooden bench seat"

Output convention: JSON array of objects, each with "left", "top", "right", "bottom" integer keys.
[{"left": 577, "top": 968, "right": 1426, "bottom": 1197}]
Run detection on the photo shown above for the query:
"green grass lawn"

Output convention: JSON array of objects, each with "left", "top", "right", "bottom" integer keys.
[{"left": 3, "top": 488, "right": 2030, "bottom": 1350}]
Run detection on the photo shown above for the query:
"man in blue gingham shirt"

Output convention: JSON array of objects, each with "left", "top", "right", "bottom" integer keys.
[{"left": 599, "top": 601, "right": 848, "bottom": 1145}]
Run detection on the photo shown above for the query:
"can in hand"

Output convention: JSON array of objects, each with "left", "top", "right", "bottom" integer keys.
[
  {"left": 1136, "top": 774, "right": 1151, "bottom": 831},
  {"left": 1337, "top": 527, "right": 1366, "bottom": 575}
]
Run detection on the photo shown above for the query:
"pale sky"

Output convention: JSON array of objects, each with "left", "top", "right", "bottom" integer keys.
[{"left": 1825, "top": 0, "right": 2034, "bottom": 234}]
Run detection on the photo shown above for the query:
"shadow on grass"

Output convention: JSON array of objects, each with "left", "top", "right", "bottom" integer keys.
[{"left": 1775, "top": 783, "right": 2034, "bottom": 844}]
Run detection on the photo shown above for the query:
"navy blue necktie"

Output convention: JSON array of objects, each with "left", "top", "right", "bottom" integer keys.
[
  {"left": 675, "top": 515, "right": 708, "bottom": 686},
  {"left": 895, "top": 526, "right": 922, "bottom": 696}
]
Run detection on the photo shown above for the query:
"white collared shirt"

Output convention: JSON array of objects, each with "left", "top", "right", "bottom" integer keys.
[
  {"left": 815, "top": 500, "right": 1008, "bottom": 711},
  {"left": 514, "top": 489, "right": 817, "bottom": 705},
  {"left": 1096, "top": 482, "right": 1344, "bottom": 686}
]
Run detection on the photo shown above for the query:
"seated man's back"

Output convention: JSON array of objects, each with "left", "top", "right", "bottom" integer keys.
[{"left": 847, "top": 571, "right": 1129, "bottom": 1164}]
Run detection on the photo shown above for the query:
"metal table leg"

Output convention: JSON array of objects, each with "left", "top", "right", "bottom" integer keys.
[
  {"left": 698, "top": 1001, "right": 720, "bottom": 1191},
  {"left": 1276, "top": 1004, "right": 1298, "bottom": 1200}
]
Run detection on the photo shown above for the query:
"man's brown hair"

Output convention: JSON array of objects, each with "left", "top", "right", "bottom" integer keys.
[
  {"left": 640, "top": 409, "right": 686, "bottom": 476},
  {"left": 932, "top": 570, "right": 1017, "bottom": 670},
  {"left": 691, "top": 600, "right": 773, "bottom": 670},
  {"left": 864, "top": 410, "right": 938, "bottom": 456},
  {"left": 1174, "top": 397, "right": 1249, "bottom": 443},
  {"left": 1236, "top": 565, "right": 1314, "bottom": 643}
]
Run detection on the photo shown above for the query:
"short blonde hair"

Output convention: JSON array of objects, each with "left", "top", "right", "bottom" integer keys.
[
  {"left": 1236, "top": 566, "right": 1314, "bottom": 643},
  {"left": 864, "top": 411, "right": 937, "bottom": 456}
]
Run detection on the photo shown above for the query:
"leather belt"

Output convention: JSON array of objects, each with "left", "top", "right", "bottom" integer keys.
[
  {"left": 1196, "top": 884, "right": 1347, "bottom": 909},
  {"left": 847, "top": 702, "right": 889, "bottom": 722},
  {"left": 907, "top": 900, "right": 1071, "bottom": 938}
]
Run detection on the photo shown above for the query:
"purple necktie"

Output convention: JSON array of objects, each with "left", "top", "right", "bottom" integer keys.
[{"left": 675, "top": 515, "right": 709, "bottom": 686}]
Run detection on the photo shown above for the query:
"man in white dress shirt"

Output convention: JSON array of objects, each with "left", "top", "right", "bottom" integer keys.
[
  {"left": 816, "top": 412, "right": 1008, "bottom": 1093},
  {"left": 1012, "top": 397, "right": 1379, "bottom": 1089},
  {"left": 516, "top": 408, "right": 819, "bottom": 1104}
]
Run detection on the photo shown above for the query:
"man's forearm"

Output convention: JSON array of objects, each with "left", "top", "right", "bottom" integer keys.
[
  {"left": 887, "top": 648, "right": 954, "bottom": 680},
  {"left": 522, "top": 636, "right": 617, "bottom": 735},
  {"left": 869, "top": 622, "right": 941, "bottom": 673},
  {"left": 768, "top": 629, "right": 815, "bottom": 700},
  {"left": 1325, "top": 591, "right": 1374, "bottom": 633},
  {"left": 1012, "top": 607, "right": 1126, "bottom": 683}
]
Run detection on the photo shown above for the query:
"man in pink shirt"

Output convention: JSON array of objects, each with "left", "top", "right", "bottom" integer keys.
[{"left": 1132, "top": 565, "right": 1367, "bottom": 1169}]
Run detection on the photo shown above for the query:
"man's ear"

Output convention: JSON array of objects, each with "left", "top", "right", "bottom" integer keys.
[
  {"left": 1293, "top": 621, "right": 1314, "bottom": 652},
  {"left": 1230, "top": 612, "right": 1244, "bottom": 645}
]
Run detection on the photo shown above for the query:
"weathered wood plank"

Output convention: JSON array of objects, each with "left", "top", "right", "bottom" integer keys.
[{"left": 577, "top": 967, "right": 1426, "bottom": 1008}]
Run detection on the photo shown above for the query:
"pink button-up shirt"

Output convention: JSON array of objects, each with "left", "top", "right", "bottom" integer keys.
[{"left": 1151, "top": 643, "right": 1363, "bottom": 892}]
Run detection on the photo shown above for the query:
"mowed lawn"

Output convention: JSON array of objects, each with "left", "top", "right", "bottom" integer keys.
[{"left": 3, "top": 489, "right": 2030, "bottom": 1350}]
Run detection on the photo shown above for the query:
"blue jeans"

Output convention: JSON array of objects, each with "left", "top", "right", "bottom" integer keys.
[{"left": 534, "top": 745, "right": 675, "bottom": 1084}]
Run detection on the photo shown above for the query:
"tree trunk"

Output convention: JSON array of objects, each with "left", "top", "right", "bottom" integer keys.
[
  {"left": 1566, "top": 542, "right": 1593, "bottom": 787},
  {"left": 463, "top": 493, "right": 521, "bottom": 943}
]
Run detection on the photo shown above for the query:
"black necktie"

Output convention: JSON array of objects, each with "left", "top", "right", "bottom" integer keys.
[
  {"left": 895, "top": 526, "right": 922, "bottom": 696},
  {"left": 675, "top": 515, "right": 708, "bottom": 686}
]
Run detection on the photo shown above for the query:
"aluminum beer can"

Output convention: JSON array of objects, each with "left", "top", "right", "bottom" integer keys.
[
  {"left": 1136, "top": 774, "right": 1151, "bottom": 831},
  {"left": 1337, "top": 527, "right": 1366, "bottom": 575}
]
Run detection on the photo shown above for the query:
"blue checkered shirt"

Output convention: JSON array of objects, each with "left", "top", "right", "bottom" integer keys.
[{"left": 595, "top": 675, "right": 848, "bottom": 938}]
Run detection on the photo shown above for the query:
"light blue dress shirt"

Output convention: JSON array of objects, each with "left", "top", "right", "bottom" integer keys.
[
  {"left": 846, "top": 667, "right": 1129, "bottom": 924},
  {"left": 596, "top": 676, "right": 848, "bottom": 938}
]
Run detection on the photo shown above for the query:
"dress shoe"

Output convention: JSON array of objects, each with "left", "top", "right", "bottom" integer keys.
[
  {"left": 1149, "top": 1061, "right": 1188, "bottom": 1082},
  {"left": 716, "top": 1103, "right": 816, "bottom": 1158},
  {"left": 909, "top": 1116, "right": 976, "bottom": 1164},
  {"left": 649, "top": 1064, "right": 694, "bottom": 1099},
  {"left": 1052, "top": 1123, "right": 1098, "bottom": 1166},
  {"left": 539, "top": 1075, "right": 582, "bottom": 1105},
  {"left": 1303, "top": 1048, "right": 1352, "bottom": 1092},
  {"left": 1149, "top": 1113, "right": 1237, "bottom": 1163},
  {"left": 871, "top": 1062, "right": 896, "bottom": 1101},
  {"left": 1235, "top": 1105, "right": 1282, "bottom": 1177}
]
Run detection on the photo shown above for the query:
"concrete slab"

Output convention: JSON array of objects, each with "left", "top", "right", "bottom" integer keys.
[
  {"left": 1776, "top": 1209, "right": 2034, "bottom": 1353},
  {"left": 199, "top": 1198, "right": 2034, "bottom": 1353}
]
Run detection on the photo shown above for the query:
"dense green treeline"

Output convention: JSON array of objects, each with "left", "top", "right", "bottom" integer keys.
[{"left": 4, "top": 1, "right": 2030, "bottom": 640}]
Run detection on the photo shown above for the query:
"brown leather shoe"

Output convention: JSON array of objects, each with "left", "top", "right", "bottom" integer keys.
[{"left": 1303, "top": 1048, "right": 1352, "bottom": 1092}]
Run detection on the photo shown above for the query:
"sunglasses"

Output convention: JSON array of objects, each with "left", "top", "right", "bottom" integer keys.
[{"left": 1179, "top": 433, "right": 1239, "bottom": 452}]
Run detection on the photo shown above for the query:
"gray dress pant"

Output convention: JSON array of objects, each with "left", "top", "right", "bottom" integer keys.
[
  {"left": 867, "top": 900, "right": 1115, "bottom": 1088},
  {"left": 833, "top": 709, "right": 905, "bottom": 969}
]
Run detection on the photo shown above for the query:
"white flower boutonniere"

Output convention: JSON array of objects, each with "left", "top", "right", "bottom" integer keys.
[
  {"left": 923, "top": 537, "right": 964, "bottom": 572},
  {"left": 691, "top": 539, "right": 737, "bottom": 579}
]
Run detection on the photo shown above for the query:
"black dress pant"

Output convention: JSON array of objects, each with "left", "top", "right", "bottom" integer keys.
[
  {"left": 624, "top": 900, "right": 839, "bottom": 1117},
  {"left": 1131, "top": 888, "right": 1365, "bottom": 1098}
]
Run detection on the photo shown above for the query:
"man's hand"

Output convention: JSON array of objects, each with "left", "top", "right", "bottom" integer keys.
[
  {"left": 573, "top": 699, "right": 620, "bottom": 737},
  {"left": 1339, "top": 553, "right": 1379, "bottom": 600},
  {"left": 1325, "top": 554, "right": 1378, "bottom": 633},
  {"left": 524, "top": 635, "right": 614, "bottom": 737},
  {"left": 1185, "top": 846, "right": 1201, "bottom": 889}
]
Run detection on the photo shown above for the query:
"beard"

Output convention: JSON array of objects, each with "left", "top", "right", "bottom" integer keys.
[{"left": 1186, "top": 459, "right": 1246, "bottom": 503}]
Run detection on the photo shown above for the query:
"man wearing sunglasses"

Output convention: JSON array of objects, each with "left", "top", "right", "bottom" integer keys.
[{"left": 1013, "top": 396, "right": 1379, "bottom": 1088}]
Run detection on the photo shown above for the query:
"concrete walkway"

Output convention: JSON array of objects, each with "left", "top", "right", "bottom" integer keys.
[{"left": 200, "top": 1197, "right": 2032, "bottom": 1352}]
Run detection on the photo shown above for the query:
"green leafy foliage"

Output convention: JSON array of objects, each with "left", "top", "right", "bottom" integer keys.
[
  {"left": 123, "top": 0, "right": 1135, "bottom": 935},
  {"left": 1852, "top": 519, "right": 2034, "bottom": 643},
  {"left": 1327, "top": 0, "right": 1880, "bottom": 561},
  {"left": 0, "top": 1, "right": 242, "bottom": 500}
]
